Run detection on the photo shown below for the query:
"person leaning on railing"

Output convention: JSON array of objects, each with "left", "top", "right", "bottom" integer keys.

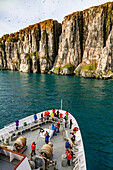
[
  {"left": 34, "top": 113, "right": 37, "bottom": 123},
  {"left": 15, "top": 120, "right": 19, "bottom": 130}
]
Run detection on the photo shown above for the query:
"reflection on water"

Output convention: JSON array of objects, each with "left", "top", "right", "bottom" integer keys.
[{"left": 0, "top": 71, "right": 113, "bottom": 170}]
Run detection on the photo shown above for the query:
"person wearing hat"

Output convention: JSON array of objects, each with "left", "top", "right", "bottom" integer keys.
[
  {"left": 45, "top": 132, "right": 50, "bottom": 144},
  {"left": 31, "top": 142, "right": 36, "bottom": 156}
]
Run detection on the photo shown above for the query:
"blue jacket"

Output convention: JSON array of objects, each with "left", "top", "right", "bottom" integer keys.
[
  {"left": 34, "top": 114, "right": 37, "bottom": 120},
  {"left": 54, "top": 126, "right": 57, "bottom": 131},
  {"left": 65, "top": 141, "right": 70, "bottom": 149},
  {"left": 45, "top": 134, "right": 50, "bottom": 141},
  {"left": 51, "top": 124, "right": 54, "bottom": 130}
]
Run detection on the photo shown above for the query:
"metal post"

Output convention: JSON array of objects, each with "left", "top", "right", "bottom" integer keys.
[{"left": 61, "top": 100, "right": 62, "bottom": 110}]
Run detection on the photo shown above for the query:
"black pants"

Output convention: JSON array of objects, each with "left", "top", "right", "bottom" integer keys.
[
  {"left": 67, "top": 160, "right": 70, "bottom": 166},
  {"left": 70, "top": 124, "right": 72, "bottom": 129},
  {"left": 45, "top": 140, "right": 48, "bottom": 144},
  {"left": 31, "top": 150, "right": 36, "bottom": 156}
]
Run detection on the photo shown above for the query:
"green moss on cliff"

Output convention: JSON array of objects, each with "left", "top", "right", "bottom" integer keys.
[
  {"left": 61, "top": 64, "right": 75, "bottom": 74},
  {"left": 107, "top": 70, "right": 113, "bottom": 76},
  {"left": 54, "top": 67, "right": 60, "bottom": 71},
  {"left": 61, "top": 64, "right": 74, "bottom": 69},
  {"left": 26, "top": 51, "right": 39, "bottom": 58},
  {"left": 75, "top": 61, "right": 97, "bottom": 76},
  {"left": 7, "top": 33, "right": 19, "bottom": 42},
  {"left": 81, "top": 62, "right": 97, "bottom": 72}
]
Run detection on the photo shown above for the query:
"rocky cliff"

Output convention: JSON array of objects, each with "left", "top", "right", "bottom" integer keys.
[
  {"left": 0, "top": 19, "right": 61, "bottom": 73},
  {"left": 0, "top": 2, "right": 113, "bottom": 79}
]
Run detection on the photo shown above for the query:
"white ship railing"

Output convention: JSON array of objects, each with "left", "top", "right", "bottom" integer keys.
[
  {"left": 0, "top": 109, "right": 87, "bottom": 170},
  {"left": 0, "top": 147, "right": 31, "bottom": 170}
]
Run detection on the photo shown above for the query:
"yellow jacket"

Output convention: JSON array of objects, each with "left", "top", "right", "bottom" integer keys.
[{"left": 51, "top": 112, "right": 54, "bottom": 117}]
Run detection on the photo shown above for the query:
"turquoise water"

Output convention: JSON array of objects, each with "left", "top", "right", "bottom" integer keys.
[{"left": 0, "top": 70, "right": 113, "bottom": 170}]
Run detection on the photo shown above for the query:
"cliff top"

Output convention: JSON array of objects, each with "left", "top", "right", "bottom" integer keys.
[
  {"left": 64, "top": 1, "right": 113, "bottom": 20},
  {"left": 0, "top": 1, "right": 112, "bottom": 41},
  {"left": 0, "top": 19, "right": 60, "bottom": 42}
]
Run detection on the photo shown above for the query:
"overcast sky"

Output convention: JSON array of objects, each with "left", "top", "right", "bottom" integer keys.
[{"left": 0, "top": 0, "right": 112, "bottom": 37}]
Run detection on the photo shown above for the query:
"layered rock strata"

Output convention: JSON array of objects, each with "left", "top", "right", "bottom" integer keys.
[
  {"left": 54, "top": 2, "right": 113, "bottom": 78},
  {"left": 0, "top": 20, "right": 62, "bottom": 73},
  {"left": 0, "top": 2, "right": 113, "bottom": 79}
]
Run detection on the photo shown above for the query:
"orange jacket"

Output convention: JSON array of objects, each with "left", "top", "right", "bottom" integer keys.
[
  {"left": 31, "top": 143, "right": 36, "bottom": 150},
  {"left": 46, "top": 110, "right": 50, "bottom": 116}
]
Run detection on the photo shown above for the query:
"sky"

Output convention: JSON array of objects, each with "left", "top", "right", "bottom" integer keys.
[{"left": 0, "top": 0, "right": 112, "bottom": 37}]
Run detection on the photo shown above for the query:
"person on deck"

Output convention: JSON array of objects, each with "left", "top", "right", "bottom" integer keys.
[
  {"left": 53, "top": 126, "right": 57, "bottom": 136},
  {"left": 52, "top": 109, "right": 56, "bottom": 115},
  {"left": 54, "top": 112, "right": 57, "bottom": 121},
  {"left": 57, "top": 122, "right": 60, "bottom": 133},
  {"left": 70, "top": 119, "right": 73, "bottom": 129},
  {"left": 64, "top": 116, "right": 68, "bottom": 128},
  {"left": 65, "top": 111, "right": 69, "bottom": 119},
  {"left": 34, "top": 113, "right": 37, "bottom": 122},
  {"left": 41, "top": 113, "right": 43, "bottom": 122},
  {"left": 44, "top": 112, "right": 47, "bottom": 120},
  {"left": 73, "top": 127, "right": 79, "bottom": 133},
  {"left": 51, "top": 112, "right": 54, "bottom": 117},
  {"left": 51, "top": 123, "right": 54, "bottom": 130},
  {"left": 31, "top": 142, "right": 36, "bottom": 156},
  {"left": 71, "top": 133, "right": 75, "bottom": 146},
  {"left": 54, "top": 112, "right": 57, "bottom": 117},
  {"left": 65, "top": 139, "right": 70, "bottom": 151},
  {"left": 15, "top": 120, "right": 19, "bottom": 130},
  {"left": 56, "top": 110, "right": 59, "bottom": 118},
  {"left": 45, "top": 132, "right": 50, "bottom": 144},
  {"left": 66, "top": 150, "right": 71, "bottom": 166},
  {"left": 46, "top": 110, "right": 50, "bottom": 120}
]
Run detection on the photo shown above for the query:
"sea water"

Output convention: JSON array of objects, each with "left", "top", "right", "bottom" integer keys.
[{"left": 0, "top": 70, "right": 113, "bottom": 170}]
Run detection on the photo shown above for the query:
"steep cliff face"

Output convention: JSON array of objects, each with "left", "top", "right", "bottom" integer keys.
[
  {"left": 0, "top": 19, "right": 62, "bottom": 73},
  {"left": 0, "top": 2, "right": 113, "bottom": 79},
  {"left": 54, "top": 2, "right": 113, "bottom": 77}
]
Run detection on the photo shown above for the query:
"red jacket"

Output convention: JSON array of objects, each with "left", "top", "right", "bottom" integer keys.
[
  {"left": 52, "top": 109, "right": 56, "bottom": 114},
  {"left": 73, "top": 127, "right": 79, "bottom": 131},
  {"left": 66, "top": 151, "right": 71, "bottom": 160},
  {"left": 59, "top": 113, "right": 63, "bottom": 118},
  {"left": 44, "top": 112, "right": 47, "bottom": 117},
  {"left": 65, "top": 111, "right": 69, "bottom": 115},
  {"left": 31, "top": 143, "right": 36, "bottom": 150},
  {"left": 57, "top": 122, "right": 60, "bottom": 129}
]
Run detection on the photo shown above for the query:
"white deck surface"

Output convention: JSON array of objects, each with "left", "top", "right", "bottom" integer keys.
[
  {"left": 0, "top": 110, "right": 87, "bottom": 170},
  {"left": 14, "top": 121, "right": 73, "bottom": 170}
]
